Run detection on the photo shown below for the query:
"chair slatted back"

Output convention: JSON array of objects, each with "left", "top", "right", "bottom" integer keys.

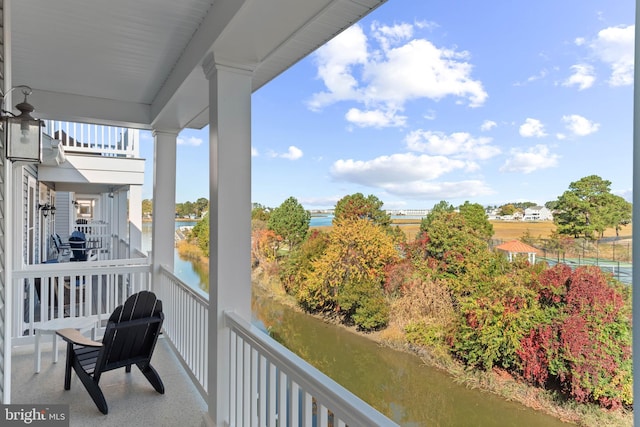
[{"left": 94, "top": 291, "right": 163, "bottom": 379}]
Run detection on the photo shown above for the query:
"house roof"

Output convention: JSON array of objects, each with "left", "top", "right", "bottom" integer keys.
[
  {"left": 10, "top": 0, "right": 386, "bottom": 130},
  {"left": 495, "top": 240, "right": 538, "bottom": 254}
]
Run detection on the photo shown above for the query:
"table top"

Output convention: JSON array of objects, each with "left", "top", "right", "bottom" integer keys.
[{"left": 37, "top": 316, "right": 98, "bottom": 332}]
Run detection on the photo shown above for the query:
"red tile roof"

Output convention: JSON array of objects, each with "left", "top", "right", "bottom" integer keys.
[{"left": 495, "top": 240, "right": 538, "bottom": 254}]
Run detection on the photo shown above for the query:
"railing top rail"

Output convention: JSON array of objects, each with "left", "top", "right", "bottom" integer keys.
[
  {"left": 14, "top": 257, "right": 150, "bottom": 278},
  {"left": 44, "top": 120, "right": 139, "bottom": 157},
  {"left": 225, "top": 311, "right": 399, "bottom": 427},
  {"left": 158, "top": 265, "right": 208, "bottom": 304}
]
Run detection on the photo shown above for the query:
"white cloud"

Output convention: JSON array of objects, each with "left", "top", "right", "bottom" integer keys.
[
  {"left": 301, "top": 196, "right": 342, "bottom": 207},
  {"left": 480, "top": 120, "right": 497, "bottom": 131},
  {"left": 519, "top": 118, "right": 547, "bottom": 138},
  {"left": 330, "top": 152, "right": 493, "bottom": 199},
  {"left": 380, "top": 180, "right": 493, "bottom": 199},
  {"left": 332, "top": 153, "right": 466, "bottom": 185},
  {"left": 177, "top": 136, "right": 203, "bottom": 146},
  {"left": 500, "top": 145, "right": 559, "bottom": 174},
  {"left": 268, "top": 146, "right": 303, "bottom": 160},
  {"left": 575, "top": 37, "right": 586, "bottom": 46},
  {"left": 307, "top": 25, "right": 368, "bottom": 111},
  {"left": 308, "top": 22, "right": 487, "bottom": 128},
  {"left": 251, "top": 147, "right": 259, "bottom": 157},
  {"left": 562, "top": 64, "right": 595, "bottom": 90},
  {"left": 527, "top": 69, "right": 548, "bottom": 83},
  {"left": 590, "top": 25, "right": 634, "bottom": 86},
  {"left": 280, "top": 146, "right": 303, "bottom": 160},
  {"left": 371, "top": 21, "right": 414, "bottom": 51},
  {"left": 345, "top": 108, "right": 407, "bottom": 128},
  {"left": 562, "top": 114, "right": 600, "bottom": 136},
  {"left": 405, "top": 130, "right": 500, "bottom": 160}
]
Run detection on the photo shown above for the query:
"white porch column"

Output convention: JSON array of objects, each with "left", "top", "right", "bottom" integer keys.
[
  {"left": 128, "top": 185, "right": 143, "bottom": 254},
  {"left": 632, "top": 4, "right": 640, "bottom": 423},
  {"left": 115, "top": 191, "right": 127, "bottom": 258},
  {"left": 151, "top": 130, "right": 178, "bottom": 287},
  {"left": 203, "top": 54, "right": 253, "bottom": 427}
]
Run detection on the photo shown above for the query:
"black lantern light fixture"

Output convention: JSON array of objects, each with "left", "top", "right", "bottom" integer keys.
[
  {"left": 38, "top": 203, "right": 55, "bottom": 218},
  {"left": 3, "top": 85, "right": 44, "bottom": 163}
]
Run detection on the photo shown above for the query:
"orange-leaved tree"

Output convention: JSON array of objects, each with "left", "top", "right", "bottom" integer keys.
[{"left": 297, "top": 218, "right": 399, "bottom": 330}]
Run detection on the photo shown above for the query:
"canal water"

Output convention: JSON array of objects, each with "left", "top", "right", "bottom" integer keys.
[{"left": 143, "top": 222, "right": 570, "bottom": 426}]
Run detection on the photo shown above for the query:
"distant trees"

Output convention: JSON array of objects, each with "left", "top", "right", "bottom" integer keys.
[
  {"left": 553, "top": 175, "right": 631, "bottom": 239},
  {"left": 251, "top": 203, "right": 271, "bottom": 222},
  {"left": 420, "top": 200, "right": 492, "bottom": 241},
  {"left": 175, "top": 198, "right": 209, "bottom": 218},
  {"left": 498, "top": 204, "right": 516, "bottom": 216},
  {"left": 459, "top": 201, "right": 493, "bottom": 240},
  {"left": 142, "top": 199, "right": 153, "bottom": 217},
  {"left": 419, "top": 200, "right": 454, "bottom": 232},
  {"left": 190, "top": 212, "right": 210, "bottom": 256},
  {"left": 333, "top": 193, "right": 391, "bottom": 227},
  {"left": 267, "top": 197, "right": 310, "bottom": 250}
]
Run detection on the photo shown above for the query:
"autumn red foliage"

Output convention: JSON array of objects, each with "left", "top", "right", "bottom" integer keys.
[{"left": 517, "top": 265, "right": 632, "bottom": 408}]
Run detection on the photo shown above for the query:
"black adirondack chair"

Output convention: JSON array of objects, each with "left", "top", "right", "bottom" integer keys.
[{"left": 56, "top": 291, "right": 165, "bottom": 414}]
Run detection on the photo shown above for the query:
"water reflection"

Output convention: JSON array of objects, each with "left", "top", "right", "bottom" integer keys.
[{"left": 253, "top": 289, "right": 570, "bottom": 427}]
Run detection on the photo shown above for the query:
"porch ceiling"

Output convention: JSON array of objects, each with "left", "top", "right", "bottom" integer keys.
[{"left": 11, "top": 0, "right": 386, "bottom": 131}]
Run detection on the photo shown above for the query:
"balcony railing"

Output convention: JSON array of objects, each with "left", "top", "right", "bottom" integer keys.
[
  {"left": 12, "top": 257, "right": 151, "bottom": 343},
  {"left": 73, "top": 222, "right": 112, "bottom": 260},
  {"left": 157, "top": 265, "right": 209, "bottom": 398},
  {"left": 13, "top": 258, "right": 396, "bottom": 426},
  {"left": 156, "top": 267, "right": 398, "bottom": 427},
  {"left": 45, "top": 121, "right": 139, "bottom": 158}
]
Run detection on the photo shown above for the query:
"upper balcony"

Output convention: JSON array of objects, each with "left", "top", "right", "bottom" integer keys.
[
  {"left": 46, "top": 121, "right": 140, "bottom": 158},
  {"left": 37, "top": 121, "right": 145, "bottom": 206}
]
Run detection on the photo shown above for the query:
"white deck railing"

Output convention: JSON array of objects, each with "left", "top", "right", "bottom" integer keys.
[
  {"left": 225, "top": 312, "right": 398, "bottom": 427},
  {"left": 156, "top": 267, "right": 398, "bottom": 427},
  {"left": 45, "top": 121, "right": 139, "bottom": 158},
  {"left": 12, "top": 257, "right": 151, "bottom": 343},
  {"left": 157, "top": 265, "right": 209, "bottom": 398}
]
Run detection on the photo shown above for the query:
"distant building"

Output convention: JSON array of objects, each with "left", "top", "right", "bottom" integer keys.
[{"left": 523, "top": 206, "right": 553, "bottom": 221}]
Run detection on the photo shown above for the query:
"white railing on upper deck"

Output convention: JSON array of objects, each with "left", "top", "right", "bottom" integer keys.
[
  {"left": 157, "top": 266, "right": 208, "bottom": 398},
  {"left": 12, "top": 257, "right": 151, "bottom": 343},
  {"left": 74, "top": 223, "right": 112, "bottom": 260},
  {"left": 45, "top": 121, "right": 139, "bottom": 158},
  {"left": 156, "top": 266, "right": 398, "bottom": 426},
  {"left": 225, "top": 312, "right": 398, "bottom": 427}
]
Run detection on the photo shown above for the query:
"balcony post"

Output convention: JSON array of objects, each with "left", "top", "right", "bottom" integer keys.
[
  {"left": 632, "top": 6, "right": 640, "bottom": 423},
  {"left": 203, "top": 53, "right": 253, "bottom": 427},
  {"left": 128, "top": 185, "right": 143, "bottom": 254},
  {"left": 151, "top": 129, "right": 178, "bottom": 289}
]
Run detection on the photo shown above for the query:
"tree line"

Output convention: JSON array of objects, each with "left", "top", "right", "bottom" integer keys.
[
  {"left": 246, "top": 176, "right": 631, "bottom": 411},
  {"left": 141, "top": 197, "right": 209, "bottom": 219}
]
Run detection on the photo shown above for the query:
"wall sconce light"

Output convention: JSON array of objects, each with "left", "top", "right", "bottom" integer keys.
[
  {"left": 38, "top": 203, "right": 55, "bottom": 217},
  {"left": 3, "top": 85, "right": 44, "bottom": 163}
]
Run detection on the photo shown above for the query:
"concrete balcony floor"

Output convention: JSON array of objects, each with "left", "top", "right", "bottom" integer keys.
[{"left": 11, "top": 337, "right": 207, "bottom": 427}]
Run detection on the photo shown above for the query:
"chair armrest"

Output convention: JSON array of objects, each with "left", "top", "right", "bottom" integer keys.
[{"left": 56, "top": 328, "right": 102, "bottom": 347}]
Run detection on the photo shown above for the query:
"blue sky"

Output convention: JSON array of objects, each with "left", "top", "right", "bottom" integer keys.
[{"left": 140, "top": 0, "right": 634, "bottom": 211}]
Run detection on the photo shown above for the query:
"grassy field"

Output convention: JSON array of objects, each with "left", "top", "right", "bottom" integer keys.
[
  {"left": 312, "top": 220, "right": 632, "bottom": 262},
  {"left": 391, "top": 219, "right": 631, "bottom": 242}
]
